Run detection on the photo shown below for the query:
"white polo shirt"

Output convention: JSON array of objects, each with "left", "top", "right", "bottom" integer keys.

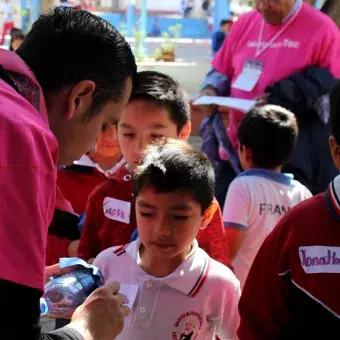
[
  {"left": 94, "top": 239, "right": 240, "bottom": 340},
  {"left": 223, "top": 169, "right": 312, "bottom": 288}
]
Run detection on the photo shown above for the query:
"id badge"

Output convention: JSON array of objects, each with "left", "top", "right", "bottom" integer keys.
[{"left": 232, "top": 60, "right": 263, "bottom": 92}]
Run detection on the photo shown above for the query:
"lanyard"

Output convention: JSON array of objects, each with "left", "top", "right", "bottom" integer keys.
[{"left": 255, "top": 2, "right": 302, "bottom": 59}]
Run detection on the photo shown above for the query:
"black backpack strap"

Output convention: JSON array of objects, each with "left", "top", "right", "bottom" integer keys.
[{"left": 0, "top": 64, "right": 21, "bottom": 94}]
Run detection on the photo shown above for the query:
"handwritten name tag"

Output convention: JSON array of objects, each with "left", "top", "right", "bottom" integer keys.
[
  {"left": 299, "top": 246, "right": 340, "bottom": 274},
  {"left": 119, "top": 283, "right": 139, "bottom": 309},
  {"left": 103, "top": 197, "right": 131, "bottom": 224}
]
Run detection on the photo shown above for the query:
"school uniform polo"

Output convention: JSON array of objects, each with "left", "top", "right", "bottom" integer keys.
[
  {"left": 238, "top": 174, "right": 340, "bottom": 339},
  {"left": 94, "top": 239, "right": 240, "bottom": 340},
  {"left": 78, "top": 165, "right": 231, "bottom": 267},
  {"left": 223, "top": 169, "right": 312, "bottom": 287},
  {"left": 57, "top": 155, "right": 126, "bottom": 214}
]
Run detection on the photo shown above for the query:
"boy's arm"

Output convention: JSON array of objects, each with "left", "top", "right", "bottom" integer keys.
[
  {"left": 78, "top": 188, "right": 105, "bottom": 261},
  {"left": 46, "top": 235, "right": 72, "bottom": 266},
  {"left": 223, "top": 180, "right": 250, "bottom": 261},
  {"left": 197, "top": 202, "right": 232, "bottom": 268}
]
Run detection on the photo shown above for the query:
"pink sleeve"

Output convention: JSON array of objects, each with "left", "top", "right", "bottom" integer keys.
[
  {"left": 0, "top": 167, "right": 55, "bottom": 290},
  {"left": 0, "top": 101, "right": 57, "bottom": 291},
  {"left": 212, "top": 22, "right": 239, "bottom": 78},
  {"left": 316, "top": 20, "right": 340, "bottom": 78}
]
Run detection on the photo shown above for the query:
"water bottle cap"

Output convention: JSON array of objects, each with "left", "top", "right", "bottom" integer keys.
[{"left": 40, "top": 298, "right": 48, "bottom": 316}]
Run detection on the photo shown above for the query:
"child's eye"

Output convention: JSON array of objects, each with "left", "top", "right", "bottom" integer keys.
[
  {"left": 150, "top": 134, "right": 164, "bottom": 141},
  {"left": 101, "top": 123, "right": 109, "bottom": 132},
  {"left": 140, "top": 212, "right": 154, "bottom": 219},
  {"left": 123, "top": 133, "right": 134, "bottom": 138},
  {"left": 172, "top": 215, "right": 189, "bottom": 221}
]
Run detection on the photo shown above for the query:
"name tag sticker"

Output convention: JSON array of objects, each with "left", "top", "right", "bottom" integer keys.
[
  {"left": 103, "top": 197, "right": 131, "bottom": 224},
  {"left": 232, "top": 59, "right": 263, "bottom": 92},
  {"left": 119, "top": 283, "right": 139, "bottom": 309},
  {"left": 299, "top": 246, "right": 340, "bottom": 274}
]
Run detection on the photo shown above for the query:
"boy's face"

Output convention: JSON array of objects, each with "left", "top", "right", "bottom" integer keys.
[
  {"left": 136, "top": 187, "right": 212, "bottom": 260},
  {"left": 118, "top": 99, "right": 191, "bottom": 170},
  {"left": 95, "top": 124, "right": 121, "bottom": 159},
  {"left": 221, "top": 23, "right": 230, "bottom": 33}
]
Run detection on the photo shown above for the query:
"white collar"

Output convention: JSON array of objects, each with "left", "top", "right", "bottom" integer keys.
[
  {"left": 125, "top": 239, "right": 210, "bottom": 297},
  {"left": 74, "top": 155, "right": 126, "bottom": 178}
]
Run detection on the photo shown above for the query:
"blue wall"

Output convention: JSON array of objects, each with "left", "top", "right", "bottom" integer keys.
[{"left": 97, "top": 13, "right": 212, "bottom": 39}]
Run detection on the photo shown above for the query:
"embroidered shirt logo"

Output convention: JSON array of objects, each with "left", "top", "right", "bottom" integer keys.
[
  {"left": 103, "top": 197, "right": 131, "bottom": 224},
  {"left": 172, "top": 311, "right": 203, "bottom": 340},
  {"left": 299, "top": 246, "right": 340, "bottom": 274}
]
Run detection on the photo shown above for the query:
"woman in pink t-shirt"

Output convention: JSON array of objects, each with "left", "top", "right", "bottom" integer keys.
[{"left": 198, "top": 0, "right": 340, "bottom": 205}]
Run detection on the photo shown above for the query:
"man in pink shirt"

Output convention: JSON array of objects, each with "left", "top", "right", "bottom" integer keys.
[
  {"left": 199, "top": 0, "right": 340, "bottom": 204},
  {"left": 0, "top": 6, "right": 136, "bottom": 340}
]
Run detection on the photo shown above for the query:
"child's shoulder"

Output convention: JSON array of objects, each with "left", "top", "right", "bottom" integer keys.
[
  {"left": 89, "top": 165, "right": 133, "bottom": 201},
  {"left": 290, "top": 178, "right": 313, "bottom": 199},
  {"left": 198, "top": 249, "right": 240, "bottom": 291},
  {"left": 94, "top": 243, "right": 131, "bottom": 268}
]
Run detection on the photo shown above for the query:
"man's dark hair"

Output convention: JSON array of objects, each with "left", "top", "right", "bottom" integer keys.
[
  {"left": 220, "top": 19, "right": 231, "bottom": 27},
  {"left": 134, "top": 139, "right": 215, "bottom": 213},
  {"left": 330, "top": 80, "right": 340, "bottom": 144},
  {"left": 16, "top": 6, "right": 136, "bottom": 117},
  {"left": 130, "top": 71, "right": 190, "bottom": 133},
  {"left": 238, "top": 105, "right": 298, "bottom": 169}
]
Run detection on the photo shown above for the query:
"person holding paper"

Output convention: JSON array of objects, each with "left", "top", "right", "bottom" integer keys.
[{"left": 199, "top": 0, "right": 340, "bottom": 199}]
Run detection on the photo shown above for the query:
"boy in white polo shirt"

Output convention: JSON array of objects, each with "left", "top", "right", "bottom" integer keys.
[
  {"left": 223, "top": 105, "right": 312, "bottom": 288},
  {"left": 94, "top": 139, "right": 241, "bottom": 340}
]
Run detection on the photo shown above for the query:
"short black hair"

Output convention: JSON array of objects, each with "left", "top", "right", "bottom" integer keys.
[
  {"left": 330, "top": 80, "right": 340, "bottom": 144},
  {"left": 220, "top": 19, "right": 231, "bottom": 26},
  {"left": 134, "top": 139, "right": 215, "bottom": 213},
  {"left": 129, "top": 71, "right": 190, "bottom": 133},
  {"left": 238, "top": 105, "right": 298, "bottom": 169},
  {"left": 16, "top": 7, "right": 136, "bottom": 117}
]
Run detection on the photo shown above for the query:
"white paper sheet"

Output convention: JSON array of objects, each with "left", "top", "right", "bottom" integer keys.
[
  {"left": 119, "top": 283, "right": 139, "bottom": 309},
  {"left": 193, "top": 96, "right": 256, "bottom": 113}
]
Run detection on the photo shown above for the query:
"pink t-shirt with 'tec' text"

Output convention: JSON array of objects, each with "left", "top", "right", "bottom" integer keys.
[{"left": 212, "top": 3, "right": 340, "bottom": 151}]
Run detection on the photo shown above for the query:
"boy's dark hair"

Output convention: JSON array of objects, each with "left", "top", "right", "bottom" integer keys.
[
  {"left": 238, "top": 105, "right": 298, "bottom": 169},
  {"left": 16, "top": 6, "right": 136, "bottom": 118},
  {"left": 220, "top": 19, "right": 231, "bottom": 27},
  {"left": 134, "top": 139, "right": 214, "bottom": 213},
  {"left": 330, "top": 80, "right": 340, "bottom": 144},
  {"left": 130, "top": 71, "right": 190, "bottom": 133}
]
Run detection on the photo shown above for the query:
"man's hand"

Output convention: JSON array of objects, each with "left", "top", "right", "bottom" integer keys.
[
  {"left": 195, "top": 86, "right": 219, "bottom": 114},
  {"left": 68, "top": 240, "right": 80, "bottom": 257},
  {"left": 45, "top": 264, "right": 63, "bottom": 283},
  {"left": 67, "top": 281, "right": 130, "bottom": 340},
  {"left": 254, "top": 93, "right": 270, "bottom": 107},
  {"left": 218, "top": 106, "right": 230, "bottom": 128}
]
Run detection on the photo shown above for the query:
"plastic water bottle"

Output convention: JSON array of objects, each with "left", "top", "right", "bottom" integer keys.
[{"left": 40, "top": 259, "right": 104, "bottom": 317}]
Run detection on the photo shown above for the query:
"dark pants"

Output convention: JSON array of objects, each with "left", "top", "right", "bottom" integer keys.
[{"left": 214, "top": 160, "right": 237, "bottom": 209}]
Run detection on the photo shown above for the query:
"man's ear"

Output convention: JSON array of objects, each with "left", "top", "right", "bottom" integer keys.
[
  {"left": 178, "top": 122, "right": 192, "bottom": 141},
  {"left": 66, "top": 80, "right": 96, "bottom": 120},
  {"left": 199, "top": 200, "right": 219, "bottom": 230}
]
